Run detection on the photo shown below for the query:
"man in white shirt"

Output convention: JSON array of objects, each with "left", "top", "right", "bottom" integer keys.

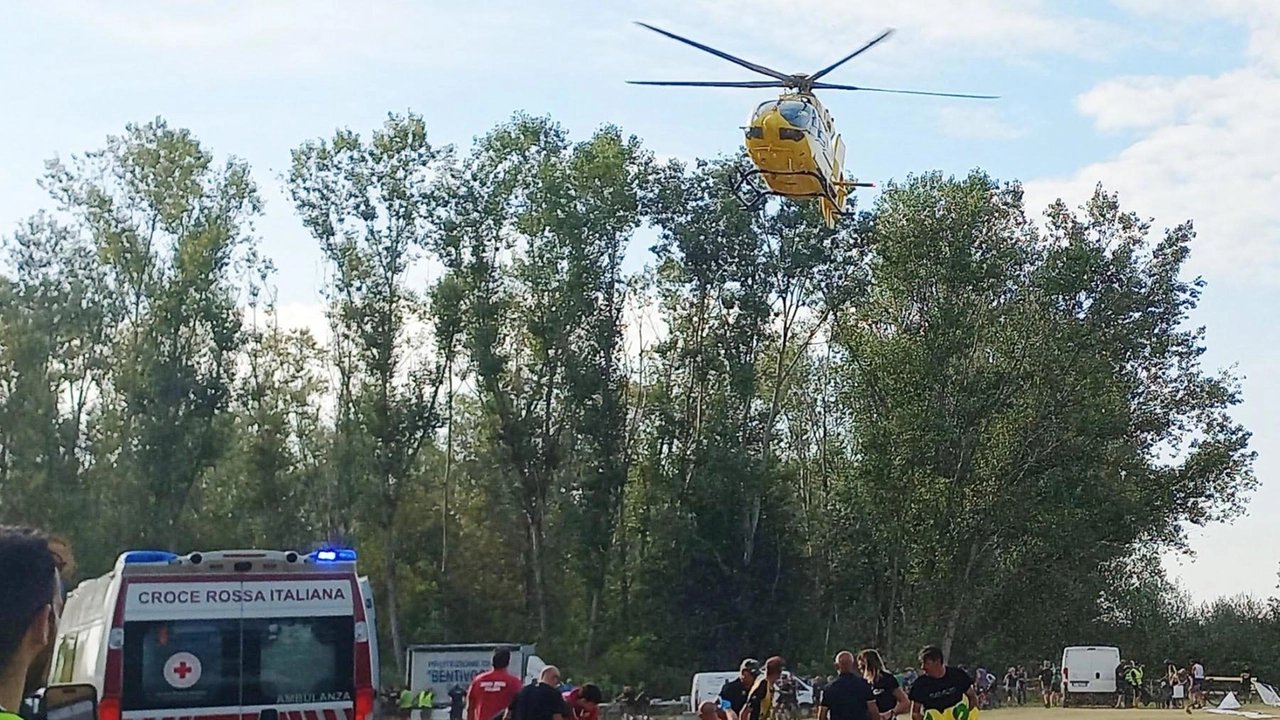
[{"left": 1191, "top": 661, "right": 1206, "bottom": 709}]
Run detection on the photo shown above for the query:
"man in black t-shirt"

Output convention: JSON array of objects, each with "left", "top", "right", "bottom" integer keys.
[
  {"left": 506, "top": 666, "right": 571, "bottom": 720},
  {"left": 819, "top": 651, "right": 879, "bottom": 720},
  {"left": 1038, "top": 662, "right": 1057, "bottom": 709},
  {"left": 721, "top": 659, "right": 761, "bottom": 717},
  {"left": 908, "top": 646, "right": 977, "bottom": 720}
]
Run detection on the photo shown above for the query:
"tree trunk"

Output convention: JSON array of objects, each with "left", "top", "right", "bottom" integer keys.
[
  {"left": 441, "top": 372, "right": 454, "bottom": 575},
  {"left": 528, "top": 514, "right": 549, "bottom": 637},
  {"left": 386, "top": 524, "right": 405, "bottom": 679},
  {"left": 941, "top": 539, "right": 985, "bottom": 661},
  {"left": 742, "top": 495, "right": 761, "bottom": 566},
  {"left": 885, "top": 553, "right": 902, "bottom": 658},
  {"left": 584, "top": 588, "right": 600, "bottom": 664},
  {"left": 941, "top": 602, "right": 962, "bottom": 663},
  {"left": 824, "top": 602, "right": 835, "bottom": 659}
]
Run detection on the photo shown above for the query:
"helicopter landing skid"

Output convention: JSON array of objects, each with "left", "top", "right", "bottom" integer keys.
[{"left": 732, "top": 168, "right": 870, "bottom": 215}]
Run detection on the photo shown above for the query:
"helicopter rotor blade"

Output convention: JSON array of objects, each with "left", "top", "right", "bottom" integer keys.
[
  {"left": 809, "top": 28, "right": 895, "bottom": 82},
  {"left": 633, "top": 22, "right": 792, "bottom": 81},
  {"left": 626, "top": 80, "right": 786, "bottom": 88},
  {"left": 812, "top": 82, "right": 999, "bottom": 99}
]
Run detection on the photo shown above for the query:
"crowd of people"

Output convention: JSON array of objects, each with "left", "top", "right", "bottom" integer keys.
[
  {"left": 451, "top": 649, "right": 605, "bottom": 720},
  {"left": 381, "top": 650, "right": 607, "bottom": 720},
  {"left": 1113, "top": 658, "right": 1226, "bottom": 712},
  {"left": 714, "top": 647, "right": 978, "bottom": 720},
  {"left": 791, "top": 659, "right": 1062, "bottom": 715},
  {"left": 413, "top": 644, "right": 991, "bottom": 720}
]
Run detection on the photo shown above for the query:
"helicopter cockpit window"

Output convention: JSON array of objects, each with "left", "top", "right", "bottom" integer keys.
[{"left": 777, "top": 101, "right": 815, "bottom": 129}]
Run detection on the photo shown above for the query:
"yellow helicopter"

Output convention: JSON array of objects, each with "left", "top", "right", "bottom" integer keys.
[{"left": 629, "top": 23, "right": 998, "bottom": 228}]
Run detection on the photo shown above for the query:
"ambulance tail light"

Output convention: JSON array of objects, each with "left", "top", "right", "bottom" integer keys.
[
  {"left": 100, "top": 696, "right": 121, "bottom": 720},
  {"left": 355, "top": 687, "right": 374, "bottom": 720}
]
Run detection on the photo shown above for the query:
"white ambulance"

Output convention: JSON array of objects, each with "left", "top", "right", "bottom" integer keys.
[{"left": 49, "top": 549, "right": 377, "bottom": 720}]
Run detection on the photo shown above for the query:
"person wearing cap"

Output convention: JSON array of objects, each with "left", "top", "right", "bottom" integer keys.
[
  {"left": 0, "top": 525, "right": 70, "bottom": 720},
  {"left": 720, "top": 659, "right": 760, "bottom": 718}
]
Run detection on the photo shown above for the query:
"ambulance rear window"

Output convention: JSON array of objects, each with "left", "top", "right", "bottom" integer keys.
[
  {"left": 244, "top": 616, "right": 355, "bottom": 706},
  {"left": 122, "top": 616, "right": 355, "bottom": 710}
]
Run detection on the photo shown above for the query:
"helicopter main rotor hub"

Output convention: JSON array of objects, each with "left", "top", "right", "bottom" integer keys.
[{"left": 785, "top": 74, "right": 809, "bottom": 87}]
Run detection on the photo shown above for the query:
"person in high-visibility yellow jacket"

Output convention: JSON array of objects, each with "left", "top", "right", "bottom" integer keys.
[
  {"left": 412, "top": 689, "right": 435, "bottom": 720},
  {"left": 400, "top": 688, "right": 416, "bottom": 720}
]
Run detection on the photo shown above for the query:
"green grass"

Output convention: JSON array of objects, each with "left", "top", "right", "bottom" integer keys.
[{"left": 984, "top": 706, "right": 1275, "bottom": 720}]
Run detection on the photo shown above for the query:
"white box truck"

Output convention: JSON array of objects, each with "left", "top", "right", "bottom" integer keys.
[
  {"left": 405, "top": 643, "right": 543, "bottom": 716},
  {"left": 1060, "top": 646, "right": 1121, "bottom": 707}
]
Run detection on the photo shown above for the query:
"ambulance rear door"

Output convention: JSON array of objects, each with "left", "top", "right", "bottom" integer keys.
[
  {"left": 239, "top": 574, "right": 363, "bottom": 720},
  {"left": 120, "top": 579, "right": 248, "bottom": 720}
]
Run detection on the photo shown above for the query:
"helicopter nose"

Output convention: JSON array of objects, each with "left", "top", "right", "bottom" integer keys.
[
  {"left": 749, "top": 108, "right": 805, "bottom": 142},
  {"left": 750, "top": 109, "right": 789, "bottom": 136}
]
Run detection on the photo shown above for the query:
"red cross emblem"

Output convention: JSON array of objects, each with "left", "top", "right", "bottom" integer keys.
[{"left": 164, "top": 652, "right": 201, "bottom": 688}]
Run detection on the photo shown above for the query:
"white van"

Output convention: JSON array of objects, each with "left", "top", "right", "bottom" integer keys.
[
  {"left": 1061, "top": 646, "right": 1121, "bottom": 705},
  {"left": 688, "top": 672, "right": 814, "bottom": 713},
  {"left": 49, "top": 549, "right": 378, "bottom": 720},
  {"left": 357, "top": 577, "right": 379, "bottom": 690},
  {"left": 690, "top": 673, "right": 739, "bottom": 713}
]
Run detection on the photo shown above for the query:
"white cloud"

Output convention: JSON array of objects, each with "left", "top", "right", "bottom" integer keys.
[
  {"left": 1024, "top": 7, "right": 1280, "bottom": 281},
  {"left": 1116, "top": 0, "right": 1280, "bottom": 69},
  {"left": 936, "top": 105, "right": 1026, "bottom": 140},
  {"left": 31, "top": 0, "right": 1119, "bottom": 97},
  {"left": 35, "top": 0, "right": 546, "bottom": 77}
]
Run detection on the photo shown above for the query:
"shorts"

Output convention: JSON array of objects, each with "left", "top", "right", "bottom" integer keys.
[{"left": 1193, "top": 680, "right": 1205, "bottom": 692}]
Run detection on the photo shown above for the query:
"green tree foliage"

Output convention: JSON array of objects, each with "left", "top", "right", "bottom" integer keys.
[
  {"left": 288, "top": 112, "right": 457, "bottom": 674},
  {"left": 826, "top": 171, "right": 1256, "bottom": 663},
  {"left": 0, "top": 115, "right": 1264, "bottom": 694},
  {"left": 29, "top": 118, "right": 263, "bottom": 558}
]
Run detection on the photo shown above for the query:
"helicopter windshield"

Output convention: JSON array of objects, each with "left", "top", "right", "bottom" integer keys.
[{"left": 776, "top": 100, "right": 815, "bottom": 129}]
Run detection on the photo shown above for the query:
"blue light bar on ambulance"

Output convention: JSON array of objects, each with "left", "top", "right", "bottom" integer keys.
[
  {"left": 310, "top": 548, "right": 357, "bottom": 563},
  {"left": 122, "top": 550, "right": 180, "bottom": 564}
]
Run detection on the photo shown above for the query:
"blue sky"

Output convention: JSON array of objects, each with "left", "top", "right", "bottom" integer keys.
[{"left": 2, "top": 0, "right": 1278, "bottom": 603}]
